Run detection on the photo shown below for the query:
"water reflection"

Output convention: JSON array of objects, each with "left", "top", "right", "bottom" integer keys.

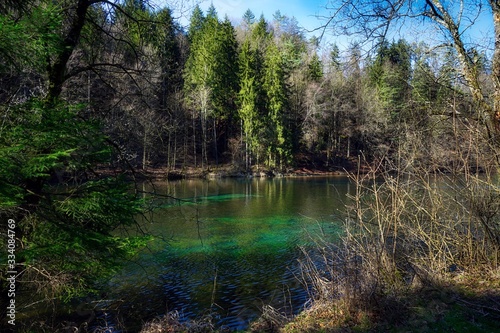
[{"left": 111, "top": 176, "right": 351, "bottom": 330}]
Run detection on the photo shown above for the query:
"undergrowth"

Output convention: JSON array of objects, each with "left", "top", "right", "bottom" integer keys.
[{"left": 283, "top": 147, "right": 500, "bottom": 332}]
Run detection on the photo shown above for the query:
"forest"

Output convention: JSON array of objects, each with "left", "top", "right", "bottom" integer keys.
[
  {"left": 1, "top": 1, "right": 496, "bottom": 174},
  {"left": 1, "top": 0, "right": 500, "bottom": 332}
]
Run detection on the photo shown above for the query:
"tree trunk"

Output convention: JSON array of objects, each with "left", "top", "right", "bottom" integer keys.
[
  {"left": 142, "top": 130, "right": 147, "bottom": 170},
  {"left": 46, "top": 0, "right": 89, "bottom": 103},
  {"left": 245, "top": 135, "right": 249, "bottom": 171},
  {"left": 347, "top": 136, "right": 350, "bottom": 158},
  {"left": 167, "top": 132, "right": 171, "bottom": 171},
  {"left": 200, "top": 88, "right": 209, "bottom": 169},
  {"left": 173, "top": 133, "right": 177, "bottom": 170},
  {"left": 193, "top": 110, "right": 197, "bottom": 168},
  {"left": 429, "top": 1, "right": 497, "bottom": 150},
  {"left": 491, "top": 1, "right": 500, "bottom": 133},
  {"left": 213, "top": 118, "right": 218, "bottom": 166},
  {"left": 201, "top": 115, "right": 206, "bottom": 169}
]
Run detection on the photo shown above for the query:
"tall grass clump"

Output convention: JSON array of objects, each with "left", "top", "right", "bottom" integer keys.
[{"left": 293, "top": 141, "right": 500, "bottom": 331}]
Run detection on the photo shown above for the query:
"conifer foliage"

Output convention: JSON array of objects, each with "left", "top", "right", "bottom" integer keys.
[{"left": 0, "top": 0, "right": 150, "bottom": 316}]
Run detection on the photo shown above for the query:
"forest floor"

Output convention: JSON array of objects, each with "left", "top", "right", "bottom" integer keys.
[{"left": 276, "top": 278, "right": 500, "bottom": 333}]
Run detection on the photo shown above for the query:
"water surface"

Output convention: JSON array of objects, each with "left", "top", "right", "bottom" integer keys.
[{"left": 111, "top": 176, "right": 351, "bottom": 330}]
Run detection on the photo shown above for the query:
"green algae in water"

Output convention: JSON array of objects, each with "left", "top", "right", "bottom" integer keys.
[
  {"left": 111, "top": 177, "right": 349, "bottom": 331},
  {"left": 143, "top": 215, "right": 341, "bottom": 256}
]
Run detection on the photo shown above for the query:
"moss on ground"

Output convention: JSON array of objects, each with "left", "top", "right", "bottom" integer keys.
[{"left": 278, "top": 287, "right": 500, "bottom": 333}]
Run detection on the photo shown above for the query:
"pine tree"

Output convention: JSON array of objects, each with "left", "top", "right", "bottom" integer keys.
[{"left": 263, "top": 41, "right": 291, "bottom": 168}]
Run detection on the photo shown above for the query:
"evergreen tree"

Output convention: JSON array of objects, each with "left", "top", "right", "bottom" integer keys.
[
  {"left": 235, "top": 14, "right": 271, "bottom": 169},
  {"left": 115, "top": 0, "right": 154, "bottom": 62},
  {"left": 152, "top": 8, "right": 182, "bottom": 106},
  {"left": 188, "top": 5, "right": 204, "bottom": 42},
  {"left": 0, "top": 1, "right": 149, "bottom": 312},
  {"left": 0, "top": 100, "right": 146, "bottom": 299},
  {"left": 252, "top": 14, "right": 269, "bottom": 46},
  {"left": 243, "top": 9, "right": 255, "bottom": 26},
  {"left": 330, "top": 44, "right": 341, "bottom": 71},
  {"left": 370, "top": 39, "right": 412, "bottom": 120},
  {"left": 272, "top": 12, "right": 308, "bottom": 160},
  {"left": 308, "top": 53, "right": 323, "bottom": 81},
  {"left": 238, "top": 39, "right": 260, "bottom": 169},
  {"left": 211, "top": 16, "right": 239, "bottom": 163},
  {"left": 206, "top": 3, "right": 218, "bottom": 20},
  {"left": 184, "top": 7, "right": 238, "bottom": 166},
  {"left": 212, "top": 17, "right": 239, "bottom": 119},
  {"left": 263, "top": 41, "right": 291, "bottom": 168},
  {"left": 412, "top": 59, "right": 439, "bottom": 105}
]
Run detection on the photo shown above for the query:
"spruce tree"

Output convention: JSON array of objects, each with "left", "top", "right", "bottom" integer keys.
[
  {"left": 238, "top": 39, "right": 260, "bottom": 169},
  {"left": 0, "top": 1, "right": 149, "bottom": 316},
  {"left": 188, "top": 4, "right": 205, "bottom": 42},
  {"left": 243, "top": 9, "right": 255, "bottom": 26},
  {"left": 370, "top": 39, "right": 412, "bottom": 120},
  {"left": 263, "top": 41, "right": 291, "bottom": 168},
  {"left": 308, "top": 53, "right": 323, "bottom": 82}
]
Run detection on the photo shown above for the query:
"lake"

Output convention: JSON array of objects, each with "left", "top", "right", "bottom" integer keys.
[{"left": 108, "top": 176, "right": 351, "bottom": 331}]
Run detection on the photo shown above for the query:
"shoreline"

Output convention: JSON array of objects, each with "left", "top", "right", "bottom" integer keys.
[{"left": 125, "top": 164, "right": 355, "bottom": 181}]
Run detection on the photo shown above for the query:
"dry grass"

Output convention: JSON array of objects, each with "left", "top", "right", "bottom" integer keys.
[
  {"left": 289, "top": 134, "right": 500, "bottom": 331},
  {"left": 139, "top": 311, "right": 224, "bottom": 333},
  {"left": 282, "top": 300, "right": 373, "bottom": 333},
  {"left": 247, "top": 305, "right": 290, "bottom": 332}
]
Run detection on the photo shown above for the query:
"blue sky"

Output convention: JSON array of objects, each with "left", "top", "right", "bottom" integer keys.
[
  {"left": 174, "top": 0, "right": 329, "bottom": 38},
  {"left": 200, "top": 0, "right": 327, "bottom": 30},
  {"left": 166, "top": 0, "right": 494, "bottom": 56}
]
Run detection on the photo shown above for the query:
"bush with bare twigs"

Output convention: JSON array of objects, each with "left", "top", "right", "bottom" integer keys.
[{"left": 293, "top": 138, "right": 500, "bottom": 331}]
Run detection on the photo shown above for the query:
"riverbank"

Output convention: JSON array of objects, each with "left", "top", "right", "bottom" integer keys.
[
  {"left": 137, "top": 270, "right": 500, "bottom": 333},
  {"left": 279, "top": 276, "right": 500, "bottom": 333},
  {"left": 128, "top": 163, "right": 355, "bottom": 181},
  {"left": 102, "top": 154, "right": 365, "bottom": 180}
]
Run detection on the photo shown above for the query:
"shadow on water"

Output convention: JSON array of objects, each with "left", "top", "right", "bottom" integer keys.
[{"left": 109, "top": 244, "right": 310, "bottom": 331}]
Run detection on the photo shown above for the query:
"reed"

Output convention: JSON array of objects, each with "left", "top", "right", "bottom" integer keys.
[{"left": 293, "top": 140, "right": 500, "bottom": 330}]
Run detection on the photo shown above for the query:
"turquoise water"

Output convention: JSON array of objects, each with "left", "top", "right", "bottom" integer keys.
[{"left": 110, "top": 176, "right": 351, "bottom": 331}]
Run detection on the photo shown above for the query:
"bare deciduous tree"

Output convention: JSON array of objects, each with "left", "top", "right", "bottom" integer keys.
[{"left": 320, "top": 0, "right": 500, "bottom": 157}]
